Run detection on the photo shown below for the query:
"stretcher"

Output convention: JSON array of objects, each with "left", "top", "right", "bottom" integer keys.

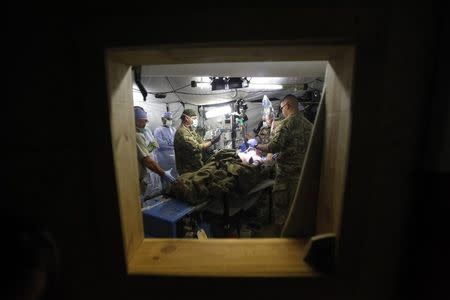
[{"left": 202, "top": 178, "right": 275, "bottom": 237}]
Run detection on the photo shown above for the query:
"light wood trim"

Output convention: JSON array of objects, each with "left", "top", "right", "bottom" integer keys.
[
  {"left": 129, "top": 238, "right": 318, "bottom": 277},
  {"left": 316, "top": 52, "right": 354, "bottom": 235},
  {"left": 106, "top": 43, "right": 354, "bottom": 277},
  {"left": 106, "top": 59, "right": 143, "bottom": 263},
  {"left": 283, "top": 91, "right": 326, "bottom": 237}
]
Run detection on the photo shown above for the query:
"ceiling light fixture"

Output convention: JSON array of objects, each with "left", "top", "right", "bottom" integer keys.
[
  {"left": 192, "top": 77, "right": 282, "bottom": 91},
  {"left": 247, "top": 83, "right": 283, "bottom": 90},
  {"left": 227, "top": 77, "right": 249, "bottom": 89},
  {"left": 211, "top": 77, "right": 249, "bottom": 91},
  {"left": 191, "top": 79, "right": 211, "bottom": 89},
  {"left": 205, "top": 105, "right": 232, "bottom": 118},
  {"left": 196, "top": 82, "right": 211, "bottom": 89},
  {"left": 211, "top": 77, "right": 227, "bottom": 91}
]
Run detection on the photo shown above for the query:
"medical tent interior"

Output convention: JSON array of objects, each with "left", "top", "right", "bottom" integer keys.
[
  {"left": 130, "top": 61, "right": 326, "bottom": 239},
  {"left": 132, "top": 62, "right": 325, "bottom": 134}
]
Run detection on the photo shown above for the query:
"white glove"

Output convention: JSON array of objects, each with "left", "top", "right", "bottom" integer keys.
[
  {"left": 163, "top": 168, "right": 176, "bottom": 183},
  {"left": 247, "top": 138, "right": 258, "bottom": 148}
]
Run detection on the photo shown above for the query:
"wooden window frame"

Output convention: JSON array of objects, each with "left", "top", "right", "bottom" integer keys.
[{"left": 105, "top": 42, "right": 354, "bottom": 277}]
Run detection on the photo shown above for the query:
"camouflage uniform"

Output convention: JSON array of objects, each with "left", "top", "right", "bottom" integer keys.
[
  {"left": 255, "top": 119, "right": 280, "bottom": 156},
  {"left": 256, "top": 119, "right": 282, "bottom": 144},
  {"left": 256, "top": 126, "right": 272, "bottom": 144},
  {"left": 174, "top": 124, "right": 205, "bottom": 175},
  {"left": 270, "top": 119, "right": 282, "bottom": 139},
  {"left": 267, "top": 113, "right": 312, "bottom": 226},
  {"left": 246, "top": 119, "right": 282, "bottom": 223}
]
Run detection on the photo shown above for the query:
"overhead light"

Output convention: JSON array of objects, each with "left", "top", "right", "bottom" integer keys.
[
  {"left": 210, "top": 77, "right": 249, "bottom": 91},
  {"left": 191, "top": 78, "right": 211, "bottom": 89},
  {"left": 227, "top": 77, "right": 249, "bottom": 89},
  {"left": 205, "top": 105, "right": 232, "bottom": 118},
  {"left": 211, "top": 77, "right": 227, "bottom": 91},
  {"left": 192, "top": 77, "right": 282, "bottom": 91},
  {"left": 196, "top": 82, "right": 211, "bottom": 89},
  {"left": 247, "top": 83, "right": 283, "bottom": 90}
]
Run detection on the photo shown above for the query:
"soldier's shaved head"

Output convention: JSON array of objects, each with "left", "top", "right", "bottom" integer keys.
[
  {"left": 282, "top": 94, "right": 299, "bottom": 109},
  {"left": 280, "top": 94, "right": 299, "bottom": 118}
]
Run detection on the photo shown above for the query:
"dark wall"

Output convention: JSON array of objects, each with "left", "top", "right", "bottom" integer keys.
[{"left": 7, "top": 9, "right": 448, "bottom": 300}]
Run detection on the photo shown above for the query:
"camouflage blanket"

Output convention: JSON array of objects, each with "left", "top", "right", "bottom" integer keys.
[{"left": 166, "top": 149, "right": 270, "bottom": 205}]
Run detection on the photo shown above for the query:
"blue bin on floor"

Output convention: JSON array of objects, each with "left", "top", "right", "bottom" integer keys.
[{"left": 142, "top": 196, "right": 197, "bottom": 237}]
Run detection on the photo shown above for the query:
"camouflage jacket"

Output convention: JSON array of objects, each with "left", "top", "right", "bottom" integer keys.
[
  {"left": 267, "top": 113, "right": 312, "bottom": 177},
  {"left": 271, "top": 119, "right": 282, "bottom": 139},
  {"left": 174, "top": 124, "right": 205, "bottom": 174},
  {"left": 257, "top": 119, "right": 282, "bottom": 144},
  {"left": 256, "top": 126, "right": 271, "bottom": 144}
]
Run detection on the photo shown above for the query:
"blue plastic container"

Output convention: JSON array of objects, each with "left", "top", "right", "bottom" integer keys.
[{"left": 142, "top": 196, "right": 197, "bottom": 237}]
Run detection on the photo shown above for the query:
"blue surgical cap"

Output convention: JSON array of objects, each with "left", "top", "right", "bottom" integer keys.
[
  {"left": 162, "top": 111, "right": 173, "bottom": 119},
  {"left": 134, "top": 106, "right": 148, "bottom": 120}
]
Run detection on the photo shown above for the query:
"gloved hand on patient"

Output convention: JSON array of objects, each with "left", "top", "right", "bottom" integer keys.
[
  {"left": 162, "top": 168, "right": 177, "bottom": 183},
  {"left": 211, "top": 132, "right": 222, "bottom": 144},
  {"left": 246, "top": 138, "right": 258, "bottom": 149}
]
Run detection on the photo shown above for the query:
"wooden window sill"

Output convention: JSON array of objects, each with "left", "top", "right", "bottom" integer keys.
[{"left": 128, "top": 238, "right": 319, "bottom": 277}]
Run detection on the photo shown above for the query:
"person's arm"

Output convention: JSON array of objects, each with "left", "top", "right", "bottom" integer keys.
[
  {"left": 200, "top": 140, "right": 213, "bottom": 149},
  {"left": 142, "top": 155, "right": 176, "bottom": 182},
  {"left": 256, "top": 121, "right": 287, "bottom": 153},
  {"left": 193, "top": 130, "right": 219, "bottom": 150},
  {"left": 142, "top": 156, "right": 165, "bottom": 176},
  {"left": 255, "top": 144, "right": 269, "bottom": 153},
  {"left": 136, "top": 133, "right": 165, "bottom": 177},
  {"left": 180, "top": 131, "right": 204, "bottom": 153},
  {"left": 202, "top": 131, "right": 221, "bottom": 148}
]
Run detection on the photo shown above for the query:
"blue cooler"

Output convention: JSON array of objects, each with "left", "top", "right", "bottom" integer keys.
[{"left": 142, "top": 196, "right": 197, "bottom": 237}]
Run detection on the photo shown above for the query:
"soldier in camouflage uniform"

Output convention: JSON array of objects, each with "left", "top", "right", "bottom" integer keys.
[
  {"left": 256, "top": 113, "right": 282, "bottom": 143},
  {"left": 255, "top": 114, "right": 278, "bottom": 157},
  {"left": 255, "top": 95, "right": 312, "bottom": 234},
  {"left": 174, "top": 108, "right": 221, "bottom": 175},
  {"left": 256, "top": 124, "right": 271, "bottom": 145}
]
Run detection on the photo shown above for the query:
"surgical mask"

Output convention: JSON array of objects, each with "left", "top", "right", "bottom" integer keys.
[
  {"left": 137, "top": 127, "right": 146, "bottom": 133},
  {"left": 165, "top": 120, "right": 173, "bottom": 126},
  {"left": 192, "top": 119, "right": 198, "bottom": 128}
]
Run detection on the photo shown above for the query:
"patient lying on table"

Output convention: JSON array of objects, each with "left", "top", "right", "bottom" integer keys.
[
  {"left": 166, "top": 149, "right": 271, "bottom": 205},
  {"left": 237, "top": 138, "right": 276, "bottom": 166}
]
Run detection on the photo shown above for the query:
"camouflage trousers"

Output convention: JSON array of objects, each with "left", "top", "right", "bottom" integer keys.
[{"left": 272, "top": 176, "right": 299, "bottom": 226}]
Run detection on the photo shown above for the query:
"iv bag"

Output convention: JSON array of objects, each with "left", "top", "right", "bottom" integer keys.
[
  {"left": 261, "top": 95, "right": 275, "bottom": 120},
  {"left": 262, "top": 95, "right": 271, "bottom": 109}
]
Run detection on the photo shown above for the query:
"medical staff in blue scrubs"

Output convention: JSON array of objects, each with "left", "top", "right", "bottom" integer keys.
[{"left": 154, "top": 111, "right": 178, "bottom": 186}]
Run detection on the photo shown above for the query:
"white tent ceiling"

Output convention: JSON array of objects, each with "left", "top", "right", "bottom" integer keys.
[
  {"left": 134, "top": 61, "right": 327, "bottom": 105},
  {"left": 133, "top": 61, "right": 326, "bottom": 131}
]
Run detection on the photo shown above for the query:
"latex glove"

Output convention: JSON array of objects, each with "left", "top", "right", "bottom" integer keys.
[
  {"left": 211, "top": 132, "right": 221, "bottom": 144},
  {"left": 247, "top": 138, "right": 258, "bottom": 148},
  {"left": 162, "top": 168, "right": 176, "bottom": 183}
]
